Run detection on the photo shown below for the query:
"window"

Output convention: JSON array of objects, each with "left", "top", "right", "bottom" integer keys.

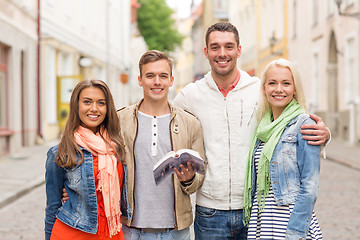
[
  {"left": 269, "top": 0, "right": 275, "bottom": 38},
  {"left": 213, "top": 0, "right": 229, "bottom": 20},
  {"left": 277, "top": 0, "right": 284, "bottom": 38},
  {"left": 46, "top": 0, "right": 55, "bottom": 7},
  {"left": 345, "top": 0, "right": 355, "bottom": 7},
  {"left": 46, "top": 46, "right": 57, "bottom": 124},
  {"left": 64, "top": 0, "right": 72, "bottom": 20},
  {"left": 311, "top": 52, "right": 320, "bottom": 111},
  {"left": 293, "top": 0, "right": 297, "bottom": 38},
  {"left": 345, "top": 37, "right": 356, "bottom": 103},
  {"left": 261, "top": 2, "right": 268, "bottom": 47},
  {"left": 327, "top": 0, "right": 335, "bottom": 17},
  {"left": 312, "top": 0, "right": 319, "bottom": 26},
  {"left": 95, "top": 65, "right": 105, "bottom": 81},
  {"left": 58, "top": 52, "right": 73, "bottom": 76},
  {"left": 0, "top": 44, "right": 9, "bottom": 129}
]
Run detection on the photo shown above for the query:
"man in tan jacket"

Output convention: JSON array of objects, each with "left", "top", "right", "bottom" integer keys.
[{"left": 117, "top": 50, "right": 206, "bottom": 239}]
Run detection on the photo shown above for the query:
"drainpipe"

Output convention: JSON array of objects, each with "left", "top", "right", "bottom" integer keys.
[
  {"left": 358, "top": 0, "right": 360, "bottom": 143},
  {"left": 37, "top": 0, "right": 42, "bottom": 139},
  {"left": 106, "top": 0, "right": 110, "bottom": 82}
]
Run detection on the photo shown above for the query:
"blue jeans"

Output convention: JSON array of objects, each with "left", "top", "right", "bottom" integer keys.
[
  {"left": 194, "top": 205, "right": 248, "bottom": 240},
  {"left": 122, "top": 225, "right": 190, "bottom": 240}
]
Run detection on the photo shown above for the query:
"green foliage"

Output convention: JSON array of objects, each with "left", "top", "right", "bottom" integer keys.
[{"left": 137, "top": 0, "right": 184, "bottom": 52}]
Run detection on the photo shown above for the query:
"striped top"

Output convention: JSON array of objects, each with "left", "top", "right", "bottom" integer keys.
[{"left": 247, "top": 142, "right": 322, "bottom": 239}]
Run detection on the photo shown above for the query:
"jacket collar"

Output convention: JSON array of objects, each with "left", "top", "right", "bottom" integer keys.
[
  {"left": 133, "top": 98, "right": 177, "bottom": 120},
  {"left": 204, "top": 69, "right": 259, "bottom": 92}
]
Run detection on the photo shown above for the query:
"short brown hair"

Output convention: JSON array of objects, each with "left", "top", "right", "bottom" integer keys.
[
  {"left": 138, "top": 50, "right": 173, "bottom": 77},
  {"left": 205, "top": 22, "right": 240, "bottom": 47}
]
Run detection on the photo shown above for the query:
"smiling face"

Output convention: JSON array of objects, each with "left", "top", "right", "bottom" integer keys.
[
  {"left": 204, "top": 31, "right": 241, "bottom": 79},
  {"left": 138, "top": 59, "right": 174, "bottom": 104},
  {"left": 78, "top": 86, "right": 107, "bottom": 133},
  {"left": 264, "top": 66, "right": 296, "bottom": 119}
]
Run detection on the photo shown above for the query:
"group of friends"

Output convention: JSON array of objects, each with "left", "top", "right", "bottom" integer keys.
[{"left": 45, "top": 22, "right": 330, "bottom": 240}]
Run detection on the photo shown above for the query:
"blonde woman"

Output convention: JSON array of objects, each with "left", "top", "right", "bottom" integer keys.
[{"left": 243, "top": 59, "right": 323, "bottom": 240}]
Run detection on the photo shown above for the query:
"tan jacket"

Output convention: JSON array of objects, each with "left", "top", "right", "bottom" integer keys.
[{"left": 117, "top": 99, "right": 206, "bottom": 230}]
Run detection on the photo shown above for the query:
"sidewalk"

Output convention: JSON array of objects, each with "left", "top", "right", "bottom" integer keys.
[
  {"left": 325, "top": 138, "right": 360, "bottom": 171},
  {"left": 0, "top": 140, "right": 58, "bottom": 209},
  {"left": 0, "top": 138, "right": 359, "bottom": 209}
]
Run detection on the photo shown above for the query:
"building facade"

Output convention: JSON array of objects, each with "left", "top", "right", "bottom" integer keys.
[
  {"left": 228, "top": 0, "right": 288, "bottom": 77},
  {"left": 288, "top": 0, "right": 360, "bottom": 144},
  {"left": 0, "top": 0, "right": 38, "bottom": 155},
  {"left": 228, "top": 0, "right": 360, "bottom": 145},
  {"left": 190, "top": 0, "right": 229, "bottom": 81},
  {"left": 40, "top": 0, "right": 132, "bottom": 141}
]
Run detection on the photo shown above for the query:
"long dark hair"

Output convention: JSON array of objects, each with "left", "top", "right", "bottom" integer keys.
[{"left": 56, "top": 80, "right": 125, "bottom": 168}]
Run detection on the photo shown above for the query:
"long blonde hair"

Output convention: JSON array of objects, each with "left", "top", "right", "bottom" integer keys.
[
  {"left": 257, "top": 58, "right": 307, "bottom": 121},
  {"left": 56, "top": 80, "right": 125, "bottom": 168}
]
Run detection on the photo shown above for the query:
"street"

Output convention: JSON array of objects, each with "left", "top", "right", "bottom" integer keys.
[
  {"left": 0, "top": 158, "right": 359, "bottom": 240},
  {"left": 315, "top": 158, "right": 360, "bottom": 240},
  {"left": 0, "top": 184, "right": 45, "bottom": 240}
]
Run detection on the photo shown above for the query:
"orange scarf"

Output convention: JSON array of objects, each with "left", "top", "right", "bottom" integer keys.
[{"left": 74, "top": 126, "right": 122, "bottom": 237}]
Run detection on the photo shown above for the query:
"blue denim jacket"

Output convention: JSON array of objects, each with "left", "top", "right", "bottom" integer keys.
[
  {"left": 44, "top": 145, "right": 98, "bottom": 240},
  {"left": 251, "top": 114, "right": 320, "bottom": 240}
]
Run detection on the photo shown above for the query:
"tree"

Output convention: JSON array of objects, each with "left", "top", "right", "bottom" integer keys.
[{"left": 137, "top": 0, "right": 184, "bottom": 52}]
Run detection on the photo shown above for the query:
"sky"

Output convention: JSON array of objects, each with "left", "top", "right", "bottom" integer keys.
[{"left": 166, "top": 0, "right": 203, "bottom": 19}]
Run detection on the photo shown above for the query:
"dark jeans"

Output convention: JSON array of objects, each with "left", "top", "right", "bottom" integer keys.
[{"left": 194, "top": 205, "right": 248, "bottom": 240}]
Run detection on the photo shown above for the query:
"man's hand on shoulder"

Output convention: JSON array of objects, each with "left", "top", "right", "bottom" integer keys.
[{"left": 300, "top": 114, "right": 330, "bottom": 145}]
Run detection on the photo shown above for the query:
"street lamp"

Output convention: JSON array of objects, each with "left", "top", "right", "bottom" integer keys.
[{"left": 334, "top": 0, "right": 359, "bottom": 18}]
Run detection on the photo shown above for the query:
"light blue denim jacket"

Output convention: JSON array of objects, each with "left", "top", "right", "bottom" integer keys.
[
  {"left": 45, "top": 145, "right": 99, "bottom": 240},
  {"left": 251, "top": 114, "right": 321, "bottom": 240}
]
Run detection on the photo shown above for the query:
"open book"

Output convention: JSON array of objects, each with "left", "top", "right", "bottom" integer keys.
[{"left": 153, "top": 149, "right": 205, "bottom": 185}]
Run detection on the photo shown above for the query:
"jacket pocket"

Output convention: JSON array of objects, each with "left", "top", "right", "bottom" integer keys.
[
  {"left": 281, "top": 133, "right": 297, "bottom": 155},
  {"left": 65, "top": 165, "right": 82, "bottom": 186}
]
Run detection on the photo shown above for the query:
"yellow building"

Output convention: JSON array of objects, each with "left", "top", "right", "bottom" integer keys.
[
  {"left": 229, "top": 0, "right": 288, "bottom": 77},
  {"left": 256, "top": 0, "right": 288, "bottom": 72}
]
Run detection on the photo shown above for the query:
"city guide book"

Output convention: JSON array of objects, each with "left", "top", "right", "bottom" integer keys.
[{"left": 153, "top": 149, "right": 205, "bottom": 185}]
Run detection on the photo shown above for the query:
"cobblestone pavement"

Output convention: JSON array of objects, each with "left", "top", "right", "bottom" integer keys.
[
  {"left": 0, "top": 184, "right": 45, "bottom": 240},
  {"left": 315, "top": 158, "right": 360, "bottom": 240},
  {"left": 0, "top": 158, "right": 359, "bottom": 240}
]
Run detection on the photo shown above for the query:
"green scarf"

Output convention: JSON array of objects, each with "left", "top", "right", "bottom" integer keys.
[{"left": 243, "top": 99, "right": 304, "bottom": 226}]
